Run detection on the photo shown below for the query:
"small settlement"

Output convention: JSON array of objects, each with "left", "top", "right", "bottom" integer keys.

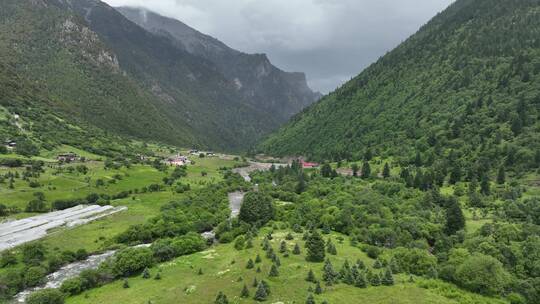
[
  {"left": 57, "top": 152, "right": 80, "bottom": 162},
  {"left": 166, "top": 154, "right": 190, "bottom": 166}
]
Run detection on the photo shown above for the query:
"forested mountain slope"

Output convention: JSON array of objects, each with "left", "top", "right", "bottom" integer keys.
[
  {"left": 0, "top": 0, "right": 305, "bottom": 152},
  {"left": 116, "top": 7, "right": 321, "bottom": 123},
  {"left": 261, "top": 0, "right": 540, "bottom": 174}
]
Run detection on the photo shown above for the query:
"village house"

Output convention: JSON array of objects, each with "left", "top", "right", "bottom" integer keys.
[
  {"left": 166, "top": 154, "right": 190, "bottom": 166},
  {"left": 57, "top": 152, "right": 79, "bottom": 162},
  {"left": 299, "top": 159, "right": 320, "bottom": 169}
]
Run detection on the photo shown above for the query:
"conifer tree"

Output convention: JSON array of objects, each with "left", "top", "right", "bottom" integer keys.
[
  {"left": 198, "top": 268, "right": 203, "bottom": 275},
  {"left": 361, "top": 161, "right": 371, "bottom": 179},
  {"left": 306, "top": 269, "right": 316, "bottom": 282},
  {"left": 382, "top": 163, "right": 390, "bottom": 178},
  {"left": 382, "top": 268, "right": 394, "bottom": 286},
  {"left": 280, "top": 240, "right": 288, "bottom": 253},
  {"left": 252, "top": 277, "right": 259, "bottom": 287},
  {"left": 355, "top": 272, "right": 367, "bottom": 288},
  {"left": 246, "top": 259, "right": 255, "bottom": 269},
  {"left": 306, "top": 230, "right": 326, "bottom": 262},
  {"left": 256, "top": 266, "right": 261, "bottom": 273},
  {"left": 323, "top": 259, "right": 337, "bottom": 286},
  {"left": 306, "top": 293, "right": 316, "bottom": 304},
  {"left": 315, "top": 281, "right": 323, "bottom": 294},
  {"left": 255, "top": 254, "right": 262, "bottom": 263},
  {"left": 254, "top": 283, "right": 268, "bottom": 301},
  {"left": 293, "top": 243, "right": 301, "bottom": 255},
  {"left": 351, "top": 163, "right": 359, "bottom": 177},
  {"left": 445, "top": 196, "right": 465, "bottom": 235},
  {"left": 497, "top": 165, "right": 506, "bottom": 184},
  {"left": 215, "top": 292, "right": 229, "bottom": 304},
  {"left": 286, "top": 232, "right": 294, "bottom": 240},
  {"left": 154, "top": 272, "right": 161, "bottom": 280},
  {"left": 480, "top": 174, "right": 491, "bottom": 195},
  {"left": 240, "top": 284, "right": 250, "bottom": 298},
  {"left": 269, "top": 264, "right": 279, "bottom": 277},
  {"left": 123, "top": 279, "right": 130, "bottom": 288},
  {"left": 370, "top": 273, "right": 381, "bottom": 286}
]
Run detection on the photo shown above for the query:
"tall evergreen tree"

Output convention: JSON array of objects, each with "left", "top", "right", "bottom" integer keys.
[
  {"left": 306, "top": 230, "right": 326, "bottom": 262},
  {"left": 361, "top": 161, "right": 371, "bottom": 179},
  {"left": 445, "top": 197, "right": 465, "bottom": 235},
  {"left": 382, "top": 268, "right": 394, "bottom": 286},
  {"left": 254, "top": 283, "right": 268, "bottom": 301},
  {"left": 306, "top": 293, "right": 316, "bottom": 304},
  {"left": 497, "top": 166, "right": 506, "bottom": 184},
  {"left": 306, "top": 269, "right": 317, "bottom": 282},
  {"left": 269, "top": 264, "right": 279, "bottom": 277},
  {"left": 351, "top": 163, "right": 359, "bottom": 177},
  {"left": 382, "top": 163, "right": 390, "bottom": 178},
  {"left": 293, "top": 243, "right": 301, "bottom": 255},
  {"left": 240, "top": 284, "right": 250, "bottom": 298},
  {"left": 480, "top": 174, "right": 491, "bottom": 195}
]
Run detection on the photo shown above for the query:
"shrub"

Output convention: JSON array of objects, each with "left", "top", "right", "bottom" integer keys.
[
  {"left": 112, "top": 247, "right": 154, "bottom": 277},
  {"left": 26, "top": 289, "right": 64, "bottom": 304}
]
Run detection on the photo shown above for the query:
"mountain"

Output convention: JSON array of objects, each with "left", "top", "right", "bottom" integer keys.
[
  {"left": 116, "top": 6, "right": 321, "bottom": 123},
  {"left": 260, "top": 0, "right": 540, "bottom": 173},
  {"left": 0, "top": 0, "right": 317, "bottom": 153}
]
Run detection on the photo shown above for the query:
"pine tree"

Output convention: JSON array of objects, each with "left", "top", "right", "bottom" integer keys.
[
  {"left": 382, "top": 163, "right": 390, "bottom": 178},
  {"left": 198, "top": 268, "right": 203, "bottom": 275},
  {"left": 497, "top": 165, "right": 506, "bottom": 184},
  {"left": 256, "top": 266, "right": 261, "bottom": 273},
  {"left": 214, "top": 291, "right": 229, "bottom": 304},
  {"left": 382, "top": 268, "right": 394, "bottom": 286},
  {"left": 252, "top": 277, "right": 259, "bottom": 287},
  {"left": 355, "top": 272, "right": 367, "bottom": 288},
  {"left": 445, "top": 196, "right": 465, "bottom": 235},
  {"left": 154, "top": 273, "right": 161, "bottom": 280},
  {"left": 306, "top": 293, "right": 316, "bottom": 304},
  {"left": 351, "top": 163, "right": 359, "bottom": 177},
  {"left": 246, "top": 238, "right": 254, "bottom": 249},
  {"left": 240, "top": 284, "right": 250, "bottom": 298},
  {"left": 370, "top": 273, "right": 381, "bottom": 286},
  {"left": 286, "top": 232, "right": 294, "bottom": 240},
  {"left": 315, "top": 281, "right": 323, "bottom": 294},
  {"left": 269, "top": 264, "right": 279, "bottom": 277},
  {"left": 296, "top": 173, "right": 307, "bottom": 194},
  {"left": 293, "top": 243, "right": 301, "bottom": 255},
  {"left": 123, "top": 279, "right": 129, "bottom": 288},
  {"left": 323, "top": 259, "right": 337, "bottom": 286},
  {"left": 246, "top": 259, "right": 255, "bottom": 269},
  {"left": 339, "top": 259, "right": 351, "bottom": 282},
  {"left": 255, "top": 254, "right": 262, "bottom": 263},
  {"left": 480, "top": 174, "right": 491, "bottom": 195},
  {"left": 279, "top": 240, "right": 288, "bottom": 253},
  {"left": 373, "top": 259, "right": 382, "bottom": 269},
  {"left": 142, "top": 268, "right": 151, "bottom": 279},
  {"left": 254, "top": 283, "right": 268, "bottom": 301},
  {"left": 306, "top": 230, "right": 326, "bottom": 262},
  {"left": 361, "top": 161, "right": 371, "bottom": 179},
  {"left": 306, "top": 269, "right": 316, "bottom": 282}
]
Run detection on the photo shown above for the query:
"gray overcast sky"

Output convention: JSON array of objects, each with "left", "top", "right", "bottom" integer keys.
[{"left": 102, "top": 0, "right": 454, "bottom": 93}]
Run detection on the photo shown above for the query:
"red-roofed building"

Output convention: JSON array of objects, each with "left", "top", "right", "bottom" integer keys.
[{"left": 300, "top": 159, "right": 319, "bottom": 169}]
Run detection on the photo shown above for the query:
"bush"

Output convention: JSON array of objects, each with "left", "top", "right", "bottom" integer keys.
[
  {"left": 25, "top": 200, "right": 48, "bottom": 213},
  {"left": 454, "top": 253, "right": 512, "bottom": 296},
  {"left": 26, "top": 288, "right": 64, "bottom": 304},
  {"left": 112, "top": 247, "right": 154, "bottom": 277},
  {"left": 24, "top": 266, "right": 47, "bottom": 287},
  {"left": 60, "top": 277, "right": 84, "bottom": 295}
]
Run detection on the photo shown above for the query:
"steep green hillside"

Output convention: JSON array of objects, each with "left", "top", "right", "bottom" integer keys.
[
  {"left": 0, "top": 0, "right": 280, "bottom": 152},
  {"left": 261, "top": 0, "right": 540, "bottom": 174}
]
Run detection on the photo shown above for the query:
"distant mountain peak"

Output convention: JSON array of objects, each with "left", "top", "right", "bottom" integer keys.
[{"left": 116, "top": 6, "right": 321, "bottom": 122}]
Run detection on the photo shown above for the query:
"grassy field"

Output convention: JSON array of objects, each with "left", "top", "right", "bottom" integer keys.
[
  {"left": 0, "top": 155, "right": 241, "bottom": 255},
  {"left": 66, "top": 229, "right": 506, "bottom": 304}
]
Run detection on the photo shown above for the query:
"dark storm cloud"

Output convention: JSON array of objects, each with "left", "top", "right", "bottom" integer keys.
[{"left": 103, "top": 0, "right": 454, "bottom": 93}]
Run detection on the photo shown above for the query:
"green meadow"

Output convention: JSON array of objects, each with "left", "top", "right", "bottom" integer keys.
[{"left": 66, "top": 229, "right": 506, "bottom": 304}]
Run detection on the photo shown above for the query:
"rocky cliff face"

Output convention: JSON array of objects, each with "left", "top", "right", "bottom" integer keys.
[{"left": 117, "top": 7, "right": 321, "bottom": 123}]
